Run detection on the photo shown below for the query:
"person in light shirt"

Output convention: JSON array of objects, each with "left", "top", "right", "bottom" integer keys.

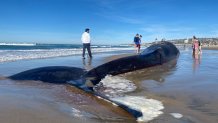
[{"left": 81, "top": 28, "right": 92, "bottom": 59}]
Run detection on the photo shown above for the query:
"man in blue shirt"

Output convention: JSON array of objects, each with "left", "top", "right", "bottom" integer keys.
[{"left": 134, "top": 34, "right": 141, "bottom": 53}]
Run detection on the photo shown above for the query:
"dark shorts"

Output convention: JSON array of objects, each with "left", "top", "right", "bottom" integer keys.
[{"left": 136, "top": 44, "right": 141, "bottom": 48}]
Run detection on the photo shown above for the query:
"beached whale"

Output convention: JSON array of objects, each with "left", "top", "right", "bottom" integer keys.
[
  {"left": 9, "top": 41, "right": 179, "bottom": 121},
  {"left": 10, "top": 41, "right": 179, "bottom": 89},
  {"left": 84, "top": 41, "right": 179, "bottom": 86}
]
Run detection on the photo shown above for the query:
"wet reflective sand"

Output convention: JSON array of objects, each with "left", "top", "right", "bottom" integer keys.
[
  {"left": 122, "top": 48, "right": 218, "bottom": 123},
  {"left": 0, "top": 49, "right": 218, "bottom": 123},
  {"left": 0, "top": 78, "right": 134, "bottom": 123}
]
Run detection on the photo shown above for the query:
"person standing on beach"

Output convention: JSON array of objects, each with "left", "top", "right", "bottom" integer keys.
[
  {"left": 134, "top": 34, "right": 141, "bottom": 54},
  {"left": 81, "top": 28, "right": 92, "bottom": 59},
  {"left": 198, "top": 40, "right": 202, "bottom": 54},
  {"left": 192, "top": 36, "right": 199, "bottom": 56}
]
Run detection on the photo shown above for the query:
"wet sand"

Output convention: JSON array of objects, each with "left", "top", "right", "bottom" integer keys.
[
  {"left": 0, "top": 49, "right": 218, "bottom": 123},
  {"left": 121, "top": 49, "right": 218, "bottom": 123},
  {"left": 100, "top": 48, "right": 218, "bottom": 123},
  {"left": 0, "top": 78, "right": 135, "bottom": 123},
  {"left": 202, "top": 45, "right": 218, "bottom": 50},
  {"left": 0, "top": 82, "right": 78, "bottom": 123}
]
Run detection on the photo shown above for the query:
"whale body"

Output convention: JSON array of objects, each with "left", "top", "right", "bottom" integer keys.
[
  {"left": 10, "top": 66, "right": 85, "bottom": 84},
  {"left": 9, "top": 41, "right": 179, "bottom": 120},
  {"left": 83, "top": 41, "right": 179, "bottom": 85}
]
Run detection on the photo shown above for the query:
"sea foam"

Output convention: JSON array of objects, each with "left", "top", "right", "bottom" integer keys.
[
  {"left": 0, "top": 42, "right": 36, "bottom": 46},
  {"left": 94, "top": 75, "right": 136, "bottom": 97},
  {"left": 111, "top": 96, "right": 164, "bottom": 122},
  {"left": 94, "top": 75, "right": 164, "bottom": 122},
  {"left": 0, "top": 47, "right": 133, "bottom": 63},
  {"left": 170, "top": 113, "right": 183, "bottom": 119}
]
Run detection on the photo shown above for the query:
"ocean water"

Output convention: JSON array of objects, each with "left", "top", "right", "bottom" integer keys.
[{"left": 0, "top": 43, "right": 133, "bottom": 62}]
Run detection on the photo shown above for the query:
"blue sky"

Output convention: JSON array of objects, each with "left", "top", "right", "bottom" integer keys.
[{"left": 0, "top": 0, "right": 218, "bottom": 44}]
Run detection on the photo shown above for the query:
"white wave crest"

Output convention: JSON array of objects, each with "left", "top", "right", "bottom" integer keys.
[
  {"left": 0, "top": 47, "right": 133, "bottom": 62},
  {"left": 0, "top": 42, "right": 36, "bottom": 46}
]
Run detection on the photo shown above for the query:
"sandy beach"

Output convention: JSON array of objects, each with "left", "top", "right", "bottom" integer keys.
[
  {"left": 0, "top": 48, "right": 218, "bottom": 123},
  {"left": 1, "top": 0, "right": 218, "bottom": 122}
]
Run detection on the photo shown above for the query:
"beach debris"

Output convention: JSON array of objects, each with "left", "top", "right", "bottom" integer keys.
[{"left": 170, "top": 113, "right": 183, "bottom": 119}]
